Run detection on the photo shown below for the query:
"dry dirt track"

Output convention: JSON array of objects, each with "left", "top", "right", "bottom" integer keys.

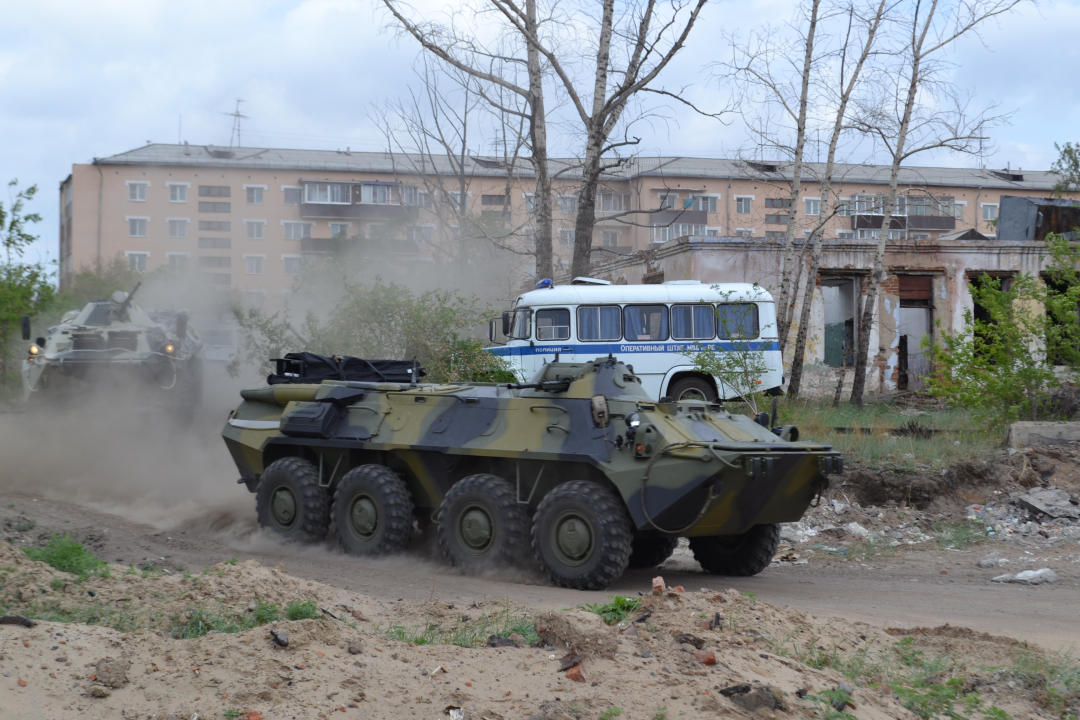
[{"left": 3, "top": 491, "right": 1077, "bottom": 653}]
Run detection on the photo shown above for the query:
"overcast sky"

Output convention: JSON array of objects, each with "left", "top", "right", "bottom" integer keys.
[{"left": 2, "top": 0, "right": 1077, "bottom": 267}]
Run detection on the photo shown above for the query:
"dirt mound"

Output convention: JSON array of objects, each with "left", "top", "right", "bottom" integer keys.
[{"left": 2, "top": 545, "right": 1072, "bottom": 720}]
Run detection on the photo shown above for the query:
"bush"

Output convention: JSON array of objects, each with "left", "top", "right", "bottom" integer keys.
[{"left": 23, "top": 533, "right": 108, "bottom": 581}]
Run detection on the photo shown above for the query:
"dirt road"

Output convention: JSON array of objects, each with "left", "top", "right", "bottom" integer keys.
[{"left": 4, "top": 490, "right": 1076, "bottom": 653}]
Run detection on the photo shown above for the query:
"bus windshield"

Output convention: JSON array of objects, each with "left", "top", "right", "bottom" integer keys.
[{"left": 508, "top": 308, "right": 532, "bottom": 340}]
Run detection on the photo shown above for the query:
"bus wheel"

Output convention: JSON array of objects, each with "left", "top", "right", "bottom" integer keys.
[
  {"left": 669, "top": 377, "right": 717, "bottom": 402},
  {"left": 532, "top": 481, "right": 632, "bottom": 590},
  {"left": 689, "top": 524, "right": 780, "bottom": 576},
  {"left": 256, "top": 457, "right": 330, "bottom": 544},
  {"left": 333, "top": 465, "right": 414, "bottom": 556},
  {"left": 438, "top": 474, "right": 530, "bottom": 572}
]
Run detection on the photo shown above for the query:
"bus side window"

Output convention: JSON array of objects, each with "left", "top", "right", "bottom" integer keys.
[
  {"left": 624, "top": 305, "right": 668, "bottom": 341},
  {"left": 536, "top": 308, "right": 570, "bottom": 341},
  {"left": 716, "top": 303, "right": 760, "bottom": 339},
  {"left": 671, "top": 304, "right": 715, "bottom": 340},
  {"left": 577, "top": 306, "right": 621, "bottom": 341}
]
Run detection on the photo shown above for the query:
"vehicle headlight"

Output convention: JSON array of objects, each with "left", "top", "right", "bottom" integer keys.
[
  {"left": 625, "top": 412, "right": 641, "bottom": 429},
  {"left": 28, "top": 344, "right": 40, "bottom": 356},
  {"left": 164, "top": 343, "right": 175, "bottom": 354}
]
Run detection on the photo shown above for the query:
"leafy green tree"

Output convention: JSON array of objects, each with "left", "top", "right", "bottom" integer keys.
[
  {"left": 926, "top": 234, "right": 1080, "bottom": 425},
  {"left": 0, "top": 180, "right": 52, "bottom": 399},
  {"left": 228, "top": 275, "right": 514, "bottom": 384},
  {"left": 1051, "top": 141, "right": 1080, "bottom": 197}
]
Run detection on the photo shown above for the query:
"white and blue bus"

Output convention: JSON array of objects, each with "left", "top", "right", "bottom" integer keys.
[{"left": 487, "top": 278, "right": 784, "bottom": 402}]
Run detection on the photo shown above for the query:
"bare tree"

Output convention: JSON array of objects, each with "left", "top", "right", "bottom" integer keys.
[
  {"left": 847, "top": 0, "right": 1023, "bottom": 405},
  {"left": 786, "top": 0, "right": 890, "bottom": 397},
  {"left": 724, "top": 0, "right": 827, "bottom": 354},
  {"left": 381, "top": 0, "right": 556, "bottom": 280}
]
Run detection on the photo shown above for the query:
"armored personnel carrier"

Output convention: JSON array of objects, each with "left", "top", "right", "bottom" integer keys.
[
  {"left": 20, "top": 283, "right": 203, "bottom": 415},
  {"left": 222, "top": 355, "right": 842, "bottom": 589}
]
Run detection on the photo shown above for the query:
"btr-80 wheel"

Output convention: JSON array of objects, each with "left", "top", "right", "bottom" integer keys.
[
  {"left": 438, "top": 474, "right": 530, "bottom": 572},
  {"left": 333, "top": 465, "right": 414, "bottom": 556},
  {"left": 532, "top": 481, "right": 632, "bottom": 590},
  {"left": 256, "top": 457, "right": 330, "bottom": 543},
  {"left": 627, "top": 535, "right": 679, "bottom": 569},
  {"left": 689, "top": 524, "right": 780, "bottom": 576}
]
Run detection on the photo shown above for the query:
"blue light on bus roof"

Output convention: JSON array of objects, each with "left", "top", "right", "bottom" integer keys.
[{"left": 535, "top": 278, "right": 554, "bottom": 289}]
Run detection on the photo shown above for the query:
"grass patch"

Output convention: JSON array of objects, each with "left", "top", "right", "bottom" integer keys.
[
  {"left": 170, "top": 599, "right": 282, "bottom": 639},
  {"left": 378, "top": 600, "right": 540, "bottom": 649},
  {"left": 23, "top": 533, "right": 109, "bottom": 581},
  {"left": 1012, "top": 648, "right": 1080, "bottom": 715},
  {"left": 285, "top": 599, "right": 320, "bottom": 621},
  {"left": 583, "top": 595, "right": 641, "bottom": 625},
  {"left": 600, "top": 707, "right": 623, "bottom": 719},
  {"left": 936, "top": 521, "right": 992, "bottom": 550},
  {"left": 774, "top": 398, "right": 996, "bottom": 470}
]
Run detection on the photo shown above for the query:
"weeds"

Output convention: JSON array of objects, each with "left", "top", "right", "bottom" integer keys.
[
  {"left": 285, "top": 599, "right": 320, "bottom": 621},
  {"left": 224, "top": 710, "right": 242, "bottom": 720},
  {"left": 14, "top": 519, "right": 35, "bottom": 532},
  {"left": 936, "top": 521, "right": 992, "bottom": 550},
  {"left": 653, "top": 707, "right": 667, "bottom": 720},
  {"left": 23, "top": 533, "right": 108, "bottom": 581},
  {"left": 380, "top": 600, "right": 539, "bottom": 649},
  {"left": 1013, "top": 648, "right": 1080, "bottom": 714},
  {"left": 49, "top": 577, "right": 64, "bottom": 591},
  {"left": 226, "top": 557, "right": 238, "bottom": 565},
  {"left": 600, "top": 707, "right": 623, "bottom": 719},
  {"left": 170, "top": 599, "right": 283, "bottom": 639},
  {"left": 583, "top": 596, "right": 641, "bottom": 625}
]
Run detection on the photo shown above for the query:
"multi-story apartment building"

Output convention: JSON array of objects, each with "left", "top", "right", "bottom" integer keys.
[{"left": 59, "top": 143, "right": 1058, "bottom": 297}]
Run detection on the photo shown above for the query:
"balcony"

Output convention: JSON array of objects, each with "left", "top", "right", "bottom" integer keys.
[
  {"left": 300, "top": 202, "right": 411, "bottom": 221},
  {"left": 649, "top": 209, "right": 707, "bottom": 226},
  {"left": 852, "top": 214, "right": 956, "bottom": 232}
]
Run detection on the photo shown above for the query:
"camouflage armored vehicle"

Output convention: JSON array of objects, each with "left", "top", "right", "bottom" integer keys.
[
  {"left": 222, "top": 355, "right": 843, "bottom": 589},
  {"left": 21, "top": 283, "right": 204, "bottom": 415}
]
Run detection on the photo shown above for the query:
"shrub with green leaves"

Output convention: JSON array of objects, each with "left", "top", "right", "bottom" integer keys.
[
  {"left": 583, "top": 596, "right": 641, "bottom": 625},
  {"left": 23, "top": 533, "right": 108, "bottom": 581},
  {"left": 927, "top": 234, "right": 1080, "bottom": 427}
]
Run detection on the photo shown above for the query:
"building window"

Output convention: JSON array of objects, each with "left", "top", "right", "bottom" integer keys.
[
  {"left": 558, "top": 195, "right": 579, "bottom": 214},
  {"left": 361, "top": 184, "right": 396, "bottom": 205},
  {"left": 199, "top": 220, "right": 231, "bottom": 232},
  {"left": 126, "top": 252, "right": 149, "bottom": 271},
  {"left": 405, "top": 225, "right": 434, "bottom": 243},
  {"left": 523, "top": 194, "right": 537, "bottom": 213},
  {"left": 706, "top": 227, "right": 722, "bottom": 236},
  {"left": 602, "top": 230, "right": 620, "bottom": 247},
  {"left": 448, "top": 192, "right": 465, "bottom": 212},
  {"left": 127, "top": 182, "right": 148, "bottom": 201},
  {"left": 765, "top": 231, "right": 786, "bottom": 240},
  {"left": 558, "top": 228, "right": 575, "bottom": 246},
  {"left": 283, "top": 186, "right": 301, "bottom": 205},
  {"left": 245, "top": 186, "right": 264, "bottom": 205},
  {"left": 198, "top": 256, "right": 231, "bottom": 268},
  {"left": 837, "top": 199, "right": 854, "bottom": 216},
  {"left": 166, "top": 253, "right": 189, "bottom": 270},
  {"left": 330, "top": 223, "right": 351, "bottom": 238},
  {"left": 199, "top": 186, "right": 230, "bottom": 197},
  {"left": 693, "top": 196, "right": 717, "bottom": 213},
  {"left": 735, "top": 197, "right": 752, "bottom": 214},
  {"left": 246, "top": 220, "right": 265, "bottom": 240},
  {"left": 854, "top": 194, "right": 878, "bottom": 213},
  {"left": 283, "top": 222, "right": 312, "bottom": 240},
  {"left": 282, "top": 255, "right": 303, "bottom": 276},
  {"left": 658, "top": 194, "right": 676, "bottom": 211},
  {"left": 167, "top": 219, "right": 189, "bottom": 238},
  {"left": 307, "top": 183, "right": 352, "bottom": 204},
  {"left": 168, "top": 183, "right": 188, "bottom": 202},
  {"left": 127, "top": 217, "right": 148, "bottom": 237},
  {"left": 651, "top": 223, "right": 706, "bottom": 243},
  {"left": 982, "top": 203, "right": 999, "bottom": 221},
  {"left": 481, "top": 194, "right": 507, "bottom": 206},
  {"left": 764, "top": 198, "right": 792, "bottom": 209},
  {"left": 952, "top": 201, "right": 966, "bottom": 220},
  {"left": 401, "top": 186, "right": 432, "bottom": 209},
  {"left": 199, "top": 202, "right": 230, "bottom": 213},
  {"left": 765, "top": 214, "right": 789, "bottom": 225},
  {"left": 199, "top": 237, "right": 231, "bottom": 249},
  {"left": 210, "top": 273, "right": 231, "bottom": 285},
  {"left": 910, "top": 232, "right": 931, "bottom": 240},
  {"left": 735, "top": 228, "right": 754, "bottom": 238},
  {"left": 805, "top": 198, "right": 820, "bottom": 216},
  {"left": 837, "top": 230, "right": 855, "bottom": 239},
  {"left": 600, "top": 192, "right": 631, "bottom": 212},
  {"left": 244, "top": 255, "right": 265, "bottom": 275}
]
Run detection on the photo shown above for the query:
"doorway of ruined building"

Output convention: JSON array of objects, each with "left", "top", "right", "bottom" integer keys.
[
  {"left": 820, "top": 274, "right": 862, "bottom": 370},
  {"left": 966, "top": 271, "right": 1016, "bottom": 361},
  {"left": 896, "top": 274, "right": 935, "bottom": 392}
]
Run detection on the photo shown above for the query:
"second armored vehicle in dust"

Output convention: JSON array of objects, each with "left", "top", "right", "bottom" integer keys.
[
  {"left": 21, "top": 283, "right": 203, "bottom": 416},
  {"left": 222, "top": 355, "right": 842, "bottom": 589}
]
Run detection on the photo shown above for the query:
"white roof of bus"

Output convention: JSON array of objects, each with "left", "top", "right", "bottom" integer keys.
[{"left": 515, "top": 281, "right": 773, "bottom": 307}]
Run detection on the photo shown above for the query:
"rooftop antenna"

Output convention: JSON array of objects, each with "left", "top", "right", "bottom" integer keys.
[{"left": 223, "top": 99, "right": 249, "bottom": 148}]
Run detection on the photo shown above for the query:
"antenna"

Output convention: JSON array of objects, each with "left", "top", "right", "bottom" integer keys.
[
  {"left": 178, "top": 115, "right": 182, "bottom": 144},
  {"left": 222, "top": 99, "right": 249, "bottom": 148}
]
